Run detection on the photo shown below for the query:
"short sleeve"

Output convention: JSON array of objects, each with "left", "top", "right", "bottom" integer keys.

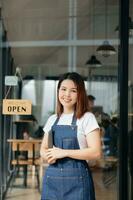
[
  {"left": 82, "top": 113, "right": 99, "bottom": 135},
  {"left": 43, "top": 114, "right": 57, "bottom": 133}
]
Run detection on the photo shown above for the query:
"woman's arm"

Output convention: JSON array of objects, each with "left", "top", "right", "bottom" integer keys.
[
  {"left": 65, "top": 128, "right": 102, "bottom": 160},
  {"left": 46, "top": 128, "right": 102, "bottom": 163},
  {"left": 40, "top": 132, "right": 48, "bottom": 160}
]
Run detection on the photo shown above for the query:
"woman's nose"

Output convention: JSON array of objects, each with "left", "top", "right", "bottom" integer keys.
[{"left": 65, "top": 90, "right": 70, "bottom": 96}]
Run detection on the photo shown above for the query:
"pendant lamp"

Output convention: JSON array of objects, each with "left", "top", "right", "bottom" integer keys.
[
  {"left": 96, "top": 40, "right": 116, "bottom": 57},
  {"left": 86, "top": 55, "right": 102, "bottom": 67},
  {"left": 86, "top": 0, "right": 102, "bottom": 67},
  {"left": 96, "top": 0, "right": 116, "bottom": 57}
]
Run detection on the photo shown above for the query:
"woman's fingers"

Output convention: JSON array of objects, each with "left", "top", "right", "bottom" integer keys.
[
  {"left": 47, "top": 154, "right": 54, "bottom": 159},
  {"left": 45, "top": 147, "right": 67, "bottom": 160},
  {"left": 47, "top": 157, "right": 56, "bottom": 164}
]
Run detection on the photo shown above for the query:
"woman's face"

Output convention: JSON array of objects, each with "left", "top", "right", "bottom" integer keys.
[{"left": 59, "top": 79, "right": 78, "bottom": 112}]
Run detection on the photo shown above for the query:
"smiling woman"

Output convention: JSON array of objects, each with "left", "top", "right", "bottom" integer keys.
[
  {"left": 0, "top": 0, "right": 129, "bottom": 199},
  {"left": 40, "top": 72, "right": 101, "bottom": 200}
]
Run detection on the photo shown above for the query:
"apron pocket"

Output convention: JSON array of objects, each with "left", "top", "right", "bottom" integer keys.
[
  {"left": 62, "top": 137, "right": 78, "bottom": 149},
  {"left": 62, "top": 175, "right": 84, "bottom": 200},
  {"left": 44, "top": 175, "right": 63, "bottom": 200},
  {"left": 44, "top": 175, "right": 84, "bottom": 200}
]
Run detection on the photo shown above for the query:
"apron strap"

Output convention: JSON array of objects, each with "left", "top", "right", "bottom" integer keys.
[
  {"left": 53, "top": 113, "right": 77, "bottom": 126},
  {"left": 71, "top": 113, "right": 77, "bottom": 126},
  {"left": 53, "top": 115, "right": 60, "bottom": 126}
]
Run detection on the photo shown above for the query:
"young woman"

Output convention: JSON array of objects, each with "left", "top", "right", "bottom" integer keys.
[{"left": 40, "top": 72, "right": 101, "bottom": 200}]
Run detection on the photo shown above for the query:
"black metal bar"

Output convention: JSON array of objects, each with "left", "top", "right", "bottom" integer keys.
[
  {"left": 2, "top": 173, "right": 14, "bottom": 199},
  {"left": 33, "top": 144, "right": 35, "bottom": 165},
  {"left": 0, "top": 24, "right": 7, "bottom": 200},
  {"left": 0, "top": 19, "right": 3, "bottom": 200},
  {"left": 118, "top": 0, "right": 129, "bottom": 199}
]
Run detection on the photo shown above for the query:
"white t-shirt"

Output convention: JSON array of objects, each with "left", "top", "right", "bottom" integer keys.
[{"left": 43, "top": 112, "right": 99, "bottom": 149}]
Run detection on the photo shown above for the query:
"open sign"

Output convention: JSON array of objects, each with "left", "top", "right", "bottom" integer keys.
[{"left": 2, "top": 99, "right": 32, "bottom": 115}]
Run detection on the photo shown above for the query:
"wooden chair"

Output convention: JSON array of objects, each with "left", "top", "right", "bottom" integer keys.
[{"left": 7, "top": 139, "right": 42, "bottom": 191}]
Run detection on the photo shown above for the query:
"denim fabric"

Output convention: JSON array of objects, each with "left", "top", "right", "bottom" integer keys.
[{"left": 41, "top": 115, "right": 95, "bottom": 200}]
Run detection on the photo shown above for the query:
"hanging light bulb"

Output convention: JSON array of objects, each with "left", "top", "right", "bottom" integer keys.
[
  {"left": 86, "top": 55, "right": 102, "bottom": 67},
  {"left": 85, "top": 0, "right": 102, "bottom": 67},
  {"left": 96, "top": 0, "right": 116, "bottom": 57},
  {"left": 96, "top": 40, "right": 116, "bottom": 57}
]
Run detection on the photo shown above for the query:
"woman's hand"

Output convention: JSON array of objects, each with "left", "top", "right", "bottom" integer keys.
[
  {"left": 40, "top": 148, "right": 56, "bottom": 164},
  {"left": 45, "top": 146, "right": 67, "bottom": 164}
]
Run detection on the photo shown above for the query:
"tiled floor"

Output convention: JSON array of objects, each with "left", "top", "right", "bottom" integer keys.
[
  {"left": 5, "top": 167, "right": 117, "bottom": 200},
  {"left": 93, "top": 169, "right": 117, "bottom": 200}
]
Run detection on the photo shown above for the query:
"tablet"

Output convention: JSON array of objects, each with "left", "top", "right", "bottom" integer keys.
[{"left": 48, "top": 130, "right": 53, "bottom": 148}]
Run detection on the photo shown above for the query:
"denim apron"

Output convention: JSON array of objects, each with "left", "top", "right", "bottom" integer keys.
[{"left": 41, "top": 115, "right": 95, "bottom": 200}]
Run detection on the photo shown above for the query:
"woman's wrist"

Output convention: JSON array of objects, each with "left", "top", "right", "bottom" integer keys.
[{"left": 63, "top": 149, "right": 69, "bottom": 157}]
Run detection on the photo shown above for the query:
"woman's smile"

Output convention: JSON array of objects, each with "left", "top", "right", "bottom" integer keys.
[{"left": 62, "top": 98, "right": 72, "bottom": 103}]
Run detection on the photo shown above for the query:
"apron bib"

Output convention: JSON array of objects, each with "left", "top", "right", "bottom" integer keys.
[{"left": 41, "top": 115, "right": 95, "bottom": 200}]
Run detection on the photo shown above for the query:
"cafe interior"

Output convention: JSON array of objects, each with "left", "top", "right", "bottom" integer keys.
[{"left": 0, "top": 0, "right": 133, "bottom": 200}]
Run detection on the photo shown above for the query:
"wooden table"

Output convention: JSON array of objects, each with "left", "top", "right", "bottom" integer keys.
[{"left": 7, "top": 139, "right": 42, "bottom": 188}]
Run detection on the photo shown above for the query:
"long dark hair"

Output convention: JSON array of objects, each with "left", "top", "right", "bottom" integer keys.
[{"left": 57, "top": 72, "right": 88, "bottom": 118}]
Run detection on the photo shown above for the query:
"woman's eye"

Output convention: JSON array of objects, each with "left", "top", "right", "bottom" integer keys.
[
  {"left": 61, "top": 88, "right": 66, "bottom": 91},
  {"left": 71, "top": 90, "right": 77, "bottom": 93}
]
